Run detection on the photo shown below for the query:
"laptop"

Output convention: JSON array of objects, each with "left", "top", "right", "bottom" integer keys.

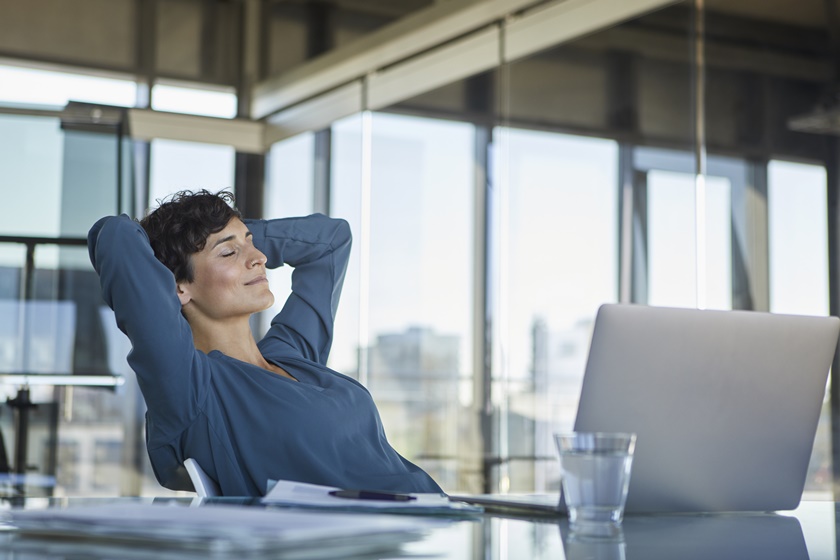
[{"left": 452, "top": 304, "right": 840, "bottom": 514}]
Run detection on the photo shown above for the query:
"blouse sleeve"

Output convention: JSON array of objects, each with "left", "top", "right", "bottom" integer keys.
[
  {"left": 88, "top": 215, "right": 208, "bottom": 438},
  {"left": 246, "top": 214, "right": 351, "bottom": 365}
]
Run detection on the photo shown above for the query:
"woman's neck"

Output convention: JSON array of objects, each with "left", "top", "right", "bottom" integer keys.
[{"left": 191, "top": 318, "right": 269, "bottom": 368}]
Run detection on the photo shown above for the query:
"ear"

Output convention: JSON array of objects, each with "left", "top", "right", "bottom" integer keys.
[{"left": 176, "top": 282, "right": 192, "bottom": 307}]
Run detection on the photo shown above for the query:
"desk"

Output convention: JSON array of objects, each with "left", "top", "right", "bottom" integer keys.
[{"left": 0, "top": 497, "right": 833, "bottom": 559}]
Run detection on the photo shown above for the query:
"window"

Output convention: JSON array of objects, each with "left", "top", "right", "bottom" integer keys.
[
  {"left": 0, "top": 114, "right": 65, "bottom": 239},
  {"left": 0, "top": 64, "right": 135, "bottom": 108},
  {"left": 768, "top": 160, "right": 830, "bottom": 497},
  {"left": 332, "top": 113, "right": 475, "bottom": 490},
  {"left": 647, "top": 170, "right": 732, "bottom": 309},
  {"left": 148, "top": 139, "right": 235, "bottom": 208},
  {"left": 498, "top": 129, "right": 619, "bottom": 492},
  {"left": 330, "top": 115, "right": 364, "bottom": 378},
  {"left": 151, "top": 83, "right": 238, "bottom": 119},
  {"left": 768, "top": 161, "right": 828, "bottom": 316},
  {"left": 262, "top": 132, "right": 316, "bottom": 334}
]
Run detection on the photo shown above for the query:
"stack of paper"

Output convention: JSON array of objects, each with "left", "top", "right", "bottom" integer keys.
[
  {"left": 6, "top": 502, "right": 440, "bottom": 558},
  {"left": 262, "top": 480, "right": 483, "bottom": 515}
]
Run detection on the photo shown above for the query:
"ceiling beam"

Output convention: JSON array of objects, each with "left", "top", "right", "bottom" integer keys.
[{"left": 251, "top": 0, "right": 539, "bottom": 119}]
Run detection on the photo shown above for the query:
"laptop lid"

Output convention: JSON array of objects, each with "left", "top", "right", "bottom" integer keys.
[{"left": 574, "top": 304, "right": 840, "bottom": 513}]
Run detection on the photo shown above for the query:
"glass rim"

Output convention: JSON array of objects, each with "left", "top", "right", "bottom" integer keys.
[{"left": 554, "top": 431, "right": 637, "bottom": 441}]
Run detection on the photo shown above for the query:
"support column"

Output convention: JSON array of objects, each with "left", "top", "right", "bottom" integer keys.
[{"left": 826, "top": 138, "right": 840, "bottom": 497}]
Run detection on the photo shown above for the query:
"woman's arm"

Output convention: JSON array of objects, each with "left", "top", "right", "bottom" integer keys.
[
  {"left": 246, "top": 214, "right": 351, "bottom": 365},
  {"left": 88, "top": 215, "right": 208, "bottom": 437}
]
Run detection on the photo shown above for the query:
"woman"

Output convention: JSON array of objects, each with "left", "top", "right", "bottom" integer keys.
[{"left": 88, "top": 190, "right": 442, "bottom": 497}]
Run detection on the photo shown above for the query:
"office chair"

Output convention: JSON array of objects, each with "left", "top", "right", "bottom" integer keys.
[{"left": 184, "top": 458, "right": 220, "bottom": 498}]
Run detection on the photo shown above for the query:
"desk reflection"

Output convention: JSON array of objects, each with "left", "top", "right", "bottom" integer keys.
[
  {"left": 0, "top": 497, "right": 823, "bottom": 560},
  {"left": 561, "top": 514, "right": 809, "bottom": 560}
]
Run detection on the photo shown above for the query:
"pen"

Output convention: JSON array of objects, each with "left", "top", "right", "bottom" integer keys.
[{"left": 328, "top": 489, "right": 417, "bottom": 501}]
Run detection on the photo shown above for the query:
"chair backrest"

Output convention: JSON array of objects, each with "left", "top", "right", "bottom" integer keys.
[{"left": 184, "top": 458, "right": 221, "bottom": 498}]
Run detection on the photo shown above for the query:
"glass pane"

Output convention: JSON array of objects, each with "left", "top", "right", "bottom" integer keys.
[
  {"left": 148, "top": 139, "right": 235, "bottom": 208},
  {"left": 333, "top": 111, "right": 476, "bottom": 491},
  {"left": 0, "top": 244, "right": 26, "bottom": 373},
  {"left": 768, "top": 161, "right": 828, "bottom": 316},
  {"left": 61, "top": 129, "right": 122, "bottom": 238},
  {"left": 56, "top": 386, "right": 128, "bottom": 497},
  {"left": 365, "top": 113, "right": 474, "bottom": 492},
  {"left": 647, "top": 170, "right": 732, "bottom": 310},
  {"left": 152, "top": 83, "right": 237, "bottom": 119},
  {"left": 493, "top": 0, "right": 694, "bottom": 494},
  {"left": 499, "top": 128, "right": 619, "bottom": 492},
  {"left": 262, "top": 132, "right": 315, "bottom": 335},
  {"left": 0, "top": 114, "right": 64, "bottom": 237},
  {"left": 0, "top": 242, "right": 130, "bottom": 497},
  {"left": 0, "top": 113, "right": 124, "bottom": 239},
  {"left": 703, "top": 0, "right": 836, "bottom": 503},
  {"left": 0, "top": 64, "right": 136, "bottom": 109},
  {"left": 0, "top": 106, "right": 133, "bottom": 496},
  {"left": 330, "top": 114, "right": 364, "bottom": 378},
  {"left": 768, "top": 160, "right": 830, "bottom": 498}
]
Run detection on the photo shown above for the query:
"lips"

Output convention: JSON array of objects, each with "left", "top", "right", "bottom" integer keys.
[{"left": 245, "top": 275, "right": 267, "bottom": 286}]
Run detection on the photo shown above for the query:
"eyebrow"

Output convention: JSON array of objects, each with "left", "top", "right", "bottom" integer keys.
[{"left": 210, "top": 231, "right": 252, "bottom": 249}]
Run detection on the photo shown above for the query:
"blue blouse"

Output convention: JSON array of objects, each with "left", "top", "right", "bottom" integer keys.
[{"left": 88, "top": 213, "right": 442, "bottom": 497}]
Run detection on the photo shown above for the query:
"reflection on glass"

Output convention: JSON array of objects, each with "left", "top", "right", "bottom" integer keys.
[
  {"left": 148, "top": 139, "right": 235, "bottom": 208},
  {"left": 618, "top": 513, "right": 808, "bottom": 559},
  {"left": 647, "top": 170, "right": 731, "bottom": 310}
]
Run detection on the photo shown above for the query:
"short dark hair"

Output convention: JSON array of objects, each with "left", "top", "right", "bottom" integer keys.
[{"left": 140, "top": 189, "right": 241, "bottom": 283}]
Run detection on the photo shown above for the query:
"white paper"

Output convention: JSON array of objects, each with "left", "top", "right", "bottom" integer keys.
[
  {"left": 262, "top": 480, "right": 481, "bottom": 514},
  {"left": 7, "top": 502, "right": 436, "bottom": 555}
]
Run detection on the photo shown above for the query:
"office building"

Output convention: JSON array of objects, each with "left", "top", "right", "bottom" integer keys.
[{"left": 0, "top": 0, "right": 837, "bottom": 498}]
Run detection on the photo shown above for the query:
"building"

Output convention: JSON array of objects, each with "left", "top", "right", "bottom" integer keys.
[{"left": 0, "top": 0, "right": 837, "bottom": 497}]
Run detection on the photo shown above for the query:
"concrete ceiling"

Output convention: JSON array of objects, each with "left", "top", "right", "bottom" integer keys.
[
  {"left": 272, "top": 0, "right": 830, "bottom": 30},
  {"left": 270, "top": 0, "right": 436, "bottom": 19},
  {"left": 275, "top": 0, "right": 830, "bottom": 30},
  {"left": 706, "top": 0, "right": 827, "bottom": 28}
]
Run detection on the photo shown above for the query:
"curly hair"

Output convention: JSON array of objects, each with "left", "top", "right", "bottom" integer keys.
[{"left": 140, "top": 189, "right": 241, "bottom": 283}]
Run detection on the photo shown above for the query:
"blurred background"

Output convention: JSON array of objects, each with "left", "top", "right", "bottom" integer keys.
[{"left": 0, "top": 0, "right": 837, "bottom": 500}]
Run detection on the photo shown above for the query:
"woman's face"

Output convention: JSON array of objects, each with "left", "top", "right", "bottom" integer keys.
[{"left": 177, "top": 218, "right": 275, "bottom": 321}]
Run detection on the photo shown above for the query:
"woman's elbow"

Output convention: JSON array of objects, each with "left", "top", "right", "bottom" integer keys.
[{"left": 331, "top": 217, "right": 352, "bottom": 249}]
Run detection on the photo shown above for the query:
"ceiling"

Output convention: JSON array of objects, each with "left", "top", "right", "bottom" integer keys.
[
  {"left": 270, "top": 0, "right": 436, "bottom": 19},
  {"left": 695, "top": 0, "right": 826, "bottom": 28},
  {"left": 274, "top": 0, "right": 831, "bottom": 29}
]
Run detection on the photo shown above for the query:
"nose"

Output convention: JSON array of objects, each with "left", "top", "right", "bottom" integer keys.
[{"left": 247, "top": 248, "right": 267, "bottom": 268}]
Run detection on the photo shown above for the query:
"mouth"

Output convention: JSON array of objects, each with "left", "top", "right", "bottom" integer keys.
[{"left": 245, "top": 275, "right": 268, "bottom": 286}]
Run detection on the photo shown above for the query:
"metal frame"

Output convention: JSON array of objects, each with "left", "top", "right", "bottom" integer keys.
[
  {"left": 629, "top": 148, "right": 767, "bottom": 310},
  {"left": 828, "top": 139, "right": 840, "bottom": 491}
]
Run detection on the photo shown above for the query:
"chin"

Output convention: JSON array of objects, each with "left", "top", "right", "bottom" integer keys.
[{"left": 259, "top": 292, "right": 275, "bottom": 311}]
